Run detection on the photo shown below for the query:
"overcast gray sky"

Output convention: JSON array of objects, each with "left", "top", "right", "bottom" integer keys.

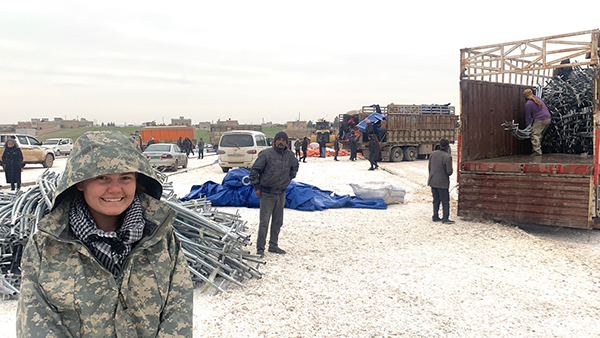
[{"left": 1, "top": 1, "right": 598, "bottom": 125}]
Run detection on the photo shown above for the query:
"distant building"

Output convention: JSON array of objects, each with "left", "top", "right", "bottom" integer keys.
[
  {"left": 0, "top": 124, "right": 17, "bottom": 132},
  {"left": 142, "top": 121, "right": 157, "bottom": 127},
  {"left": 197, "top": 122, "right": 210, "bottom": 130},
  {"left": 16, "top": 117, "right": 93, "bottom": 135},
  {"left": 286, "top": 121, "right": 306, "bottom": 129},
  {"left": 215, "top": 118, "right": 239, "bottom": 127},
  {"left": 171, "top": 116, "right": 192, "bottom": 126}
]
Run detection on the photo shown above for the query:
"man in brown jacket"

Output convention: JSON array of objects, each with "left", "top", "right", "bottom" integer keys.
[{"left": 427, "top": 139, "right": 454, "bottom": 224}]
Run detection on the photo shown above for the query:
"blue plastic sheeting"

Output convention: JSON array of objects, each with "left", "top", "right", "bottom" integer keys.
[
  {"left": 356, "top": 112, "right": 386, "bottom": 133},
  {"left": 180, "top": 168, "right": 387, "bottom": 211}
]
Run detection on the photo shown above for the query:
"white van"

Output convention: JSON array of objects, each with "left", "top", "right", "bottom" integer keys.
[{"left": 218, "top": 130, "right": 270, "bottom": 172}]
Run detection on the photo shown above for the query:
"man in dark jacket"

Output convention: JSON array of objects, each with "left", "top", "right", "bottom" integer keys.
[
  {"left": 367, "top": 134, "right": 380, "bottom": 170},
  {"left": 349, "top": 133, "right": 357, "bottom": 161},
  {"left": 249, "top": 131, "right": 299, "bottom": 256},
  {"left": 197, "top": 138, "right": 205, "bottom": 159},
  {"left": 427, "top": 139, "right": 454, "bottom": 224},
  {"left": 301, "top": 137, "right": 309, "bottom": 163}
]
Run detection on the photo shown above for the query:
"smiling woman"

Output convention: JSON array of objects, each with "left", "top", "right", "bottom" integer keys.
[{"left": 16, "top": 131, "right": 193, "bottom": 337}]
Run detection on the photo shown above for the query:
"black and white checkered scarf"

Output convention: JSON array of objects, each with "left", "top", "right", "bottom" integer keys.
[{"left": 69, "top": 194, "right": 146, "bottom": 276}]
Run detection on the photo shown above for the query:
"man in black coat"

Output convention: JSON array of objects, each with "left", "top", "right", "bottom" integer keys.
[
  {"left": 427, "top": 139, "right": 454, "bottom": 224},
  {"left": 249, "top": 131, "right": 299, "bottom": 256},
  {"left": 349, "top": 133, "right": 357, "bottom": 161},
  {"left": 367, "top": 134, "right": 379, "bottom": 170},
  {"left": 301, "top": 137, "right": 308, "bottom": 163}
]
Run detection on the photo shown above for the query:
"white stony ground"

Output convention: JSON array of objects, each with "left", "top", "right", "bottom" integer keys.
[{"left": 1, "top": 151, "right": 600, "bottom": 337}]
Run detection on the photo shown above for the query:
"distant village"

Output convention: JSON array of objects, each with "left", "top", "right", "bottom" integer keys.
[{"left": 0, "top": 115, "right": 329, "bottom": 139}]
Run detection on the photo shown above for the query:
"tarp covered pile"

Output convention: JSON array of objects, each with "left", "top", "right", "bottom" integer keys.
[{"left": 181, "top": 168, "right": 387, "bottom": 211}]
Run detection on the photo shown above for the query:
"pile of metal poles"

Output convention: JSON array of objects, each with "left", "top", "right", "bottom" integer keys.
[
  {"left": 501, "top": 120, "right": 532, "bottom": 140},
  {"left": 0, "top": 170, "right": 264, "bottom": 299},
  {"left": 541, "top": 66, "right": 595, "bottom": 154}
]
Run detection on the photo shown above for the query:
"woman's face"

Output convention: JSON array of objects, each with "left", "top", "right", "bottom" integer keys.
[
  {"left": 6, "top": 140, "right": 15, "bottom": 147},
  {"left": 76, "top": 173, "right": 137, "bottom": 219}
]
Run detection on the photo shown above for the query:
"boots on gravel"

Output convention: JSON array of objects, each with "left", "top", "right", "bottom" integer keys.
[{"left": 268, "top": 246, "right": 286, "bottom": 254}]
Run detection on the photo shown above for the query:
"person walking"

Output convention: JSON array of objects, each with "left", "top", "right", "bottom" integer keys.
[
  {"left": 16, "top": 130, "right": 193, "bottom": 337},
  {"left": 349, "top": 133, "right": 357, "bottom": 161},
  {"left": 249, "top": 131, "right": 299, "bottom": 257},
  {"left": 2, "top": 138, "right": 23, "bottom": 191},
  {"left": 367, "top": 134, "right": 380, "bottom": 170},
  {"left": 333, "top": 136, "right": 340, "bottom": 161},
  {"left": 294, "top": 138, "right": 302, "bottom": 161},
  {"left": 301, "top": 137, "right": 308, "bottom": 163},
  {"left": 183, "top": 137, "right": 193, "bottom": 157},
  {"left": 427, "top": 138, "right": 454, "bottom": 224},
  {"left": 523, "top": 88, "right": 551, "bottom": 156},
  {"left": 198, "top": 137, "right": 205, "bottom": 159}
]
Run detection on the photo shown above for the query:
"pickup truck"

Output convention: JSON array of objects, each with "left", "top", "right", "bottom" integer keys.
[{"left": 0, "top": 134, "right": 55, "bottom": 168}]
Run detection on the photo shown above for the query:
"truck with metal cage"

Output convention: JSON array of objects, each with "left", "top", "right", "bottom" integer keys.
[
  {"left": 457, "top": 29, "right": 600, "bottom": 229},
  {"left": 339, "top": 103, "right": 458, "bottom": 161}
]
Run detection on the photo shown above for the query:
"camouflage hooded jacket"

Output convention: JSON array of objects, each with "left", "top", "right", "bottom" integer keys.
[{"left": 16, "top": 131, "right": 193, "bottom": 338}]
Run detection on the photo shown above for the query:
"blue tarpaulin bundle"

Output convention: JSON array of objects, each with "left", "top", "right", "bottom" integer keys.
[
  {"left": 180, "top": 168, "right": 387, "bottom": 211},
  {"left": 356, "top": 113, "right": 386, "bottom": 133}
]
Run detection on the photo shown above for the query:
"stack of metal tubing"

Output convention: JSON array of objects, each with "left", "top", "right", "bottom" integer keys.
[
  {"left": 0, "top": 170, "right": 264, "bottom": 299},
  {"left": 541, "top": 66, "right": 595, "bottom": 154},
  {"left": 502, "top": 66, "right": 594, "bottom": 154}
]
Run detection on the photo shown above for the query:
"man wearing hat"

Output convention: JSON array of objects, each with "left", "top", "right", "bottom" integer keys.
[
  {"left": 427, "top": 138, "right": 454, "bottom": 224},
  {"left": 250, "top": 131, "right": 299, "bottom": 256},
  {"left": 523, "top": 88, "right": 551, "bottom": 156}
]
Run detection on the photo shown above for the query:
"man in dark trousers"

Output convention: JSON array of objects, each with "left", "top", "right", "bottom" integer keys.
[
  {"left": 197, "top": 138, "right": 205, "bottom": 159},
  {"left": 367, "top": 134, "right": 379, "bottom": 170},
  {"left": 250, "top": 131, "right": 299, "bottom": 257},
  {"left": 318, "top": 136, "right": 326, "bottom": 158},
  {"left": 427, "top": 139, "right": 454, "bottom": 224},
  {"left": 333, "top": 136, "right": 340, "bottom": 161},
  {"left": 301, "top": 137, "right": 309, "bottom": 163},
  {"left": 349, "top": 133, "right": 357, "bottom": 161}
]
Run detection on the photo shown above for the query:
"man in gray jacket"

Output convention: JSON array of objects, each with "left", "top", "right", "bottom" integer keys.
[
  {"left": 250, "top": 131, "right": 299, "bottom": 256},
  {"left": 427, "top": 139, "right": 454, "bottom": 224}
]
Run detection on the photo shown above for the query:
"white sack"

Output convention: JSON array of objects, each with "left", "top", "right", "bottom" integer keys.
[{"left": 349, "top": 181, "right": 406, "bottom": 205}]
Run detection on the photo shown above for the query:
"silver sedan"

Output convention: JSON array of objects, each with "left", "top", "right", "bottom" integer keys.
[{"left": 143, "top": 143, "right": 188, "bottom": 171}]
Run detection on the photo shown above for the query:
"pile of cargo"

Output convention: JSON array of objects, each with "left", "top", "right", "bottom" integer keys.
[{"left": 541, "top": 66, "right": 595, "bottom": 154}]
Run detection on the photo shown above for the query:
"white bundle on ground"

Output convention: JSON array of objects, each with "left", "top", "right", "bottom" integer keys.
[{"left": 349, "top": 181, "right": 406, "bottom": 204}]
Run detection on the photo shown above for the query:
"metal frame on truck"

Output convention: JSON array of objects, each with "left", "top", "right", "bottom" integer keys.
[{"left": 458, "top": 29, "right": 600, "bottom": 229}]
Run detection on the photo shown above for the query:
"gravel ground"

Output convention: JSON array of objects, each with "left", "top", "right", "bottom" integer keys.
[{"left": 1, "top": 152, "right": 600, "bottom": 337}]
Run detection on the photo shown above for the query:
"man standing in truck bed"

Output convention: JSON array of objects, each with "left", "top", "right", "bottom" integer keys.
[{"left": 523, "top": 89, "right": 551, "bottom": 156}]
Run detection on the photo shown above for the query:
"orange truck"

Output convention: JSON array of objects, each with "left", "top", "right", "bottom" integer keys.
[{"left": 140, "top": 126, "right": 195, "bottom": 148}]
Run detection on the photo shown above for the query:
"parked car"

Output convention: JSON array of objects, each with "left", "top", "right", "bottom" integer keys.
[
  {"left": 218, "top": 130, "right": 270, "bottom": 172},
  {"left": 0, "top": 134, "right": 55, "bottom": 168},
  {"left": 196, "top": 143, "right": 217, "bottom": 154},
  {"left": 42, "top": 138, "right": 73, "bottom": 156},
  {"left": 143, "top": 143, "right": 188, "bottom": 171}
]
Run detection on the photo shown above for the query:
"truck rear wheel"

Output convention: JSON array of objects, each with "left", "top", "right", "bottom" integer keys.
[
  {"left": 390, "top": 147, "right": 404, "bottom": 162},
  {"left": 404, "top": 147, "right": 418, "bottom": 161},
  {"left": 42, "top": 154, "right": 54, "bottom": 168}
]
